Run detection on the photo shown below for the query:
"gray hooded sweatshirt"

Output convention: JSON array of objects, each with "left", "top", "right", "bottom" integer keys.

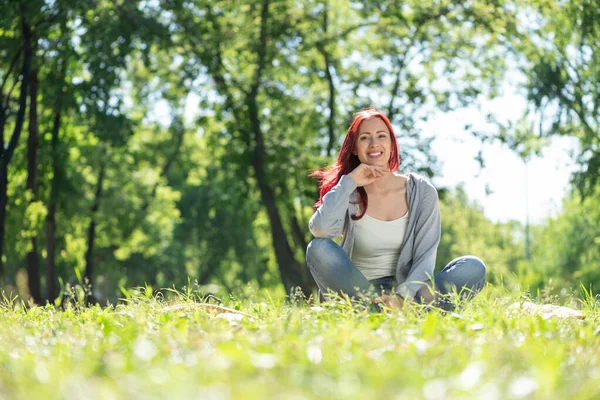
[{"left": 308, "top": 171, "right": 441, "bottom": 300}]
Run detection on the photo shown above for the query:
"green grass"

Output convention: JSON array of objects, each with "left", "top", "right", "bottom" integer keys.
[{"left": 0, "top": 285, "right": 598, "bottom": 400}]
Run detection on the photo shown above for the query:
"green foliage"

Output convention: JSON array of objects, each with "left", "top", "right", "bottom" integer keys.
[
  {"left": 437, "top": 187, "right": 525, "bottom": 287},
  {"left": 2, "top": 0, "right": 596, "bottom": 302},
  {"left": 511, "top": 0, "right": 600, "bottom": 195},
  {"left": 526, "top": 183, "right": 600, "bottom": 293}
]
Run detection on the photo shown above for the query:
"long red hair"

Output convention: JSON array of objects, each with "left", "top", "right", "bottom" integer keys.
[{"left": 310, "top": 108, "right": 400, "bottom": 220}]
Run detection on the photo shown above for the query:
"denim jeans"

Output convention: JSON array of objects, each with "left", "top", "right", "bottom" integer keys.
[{"left": 306, "top": 238, "right": 486, "bottom": 310}]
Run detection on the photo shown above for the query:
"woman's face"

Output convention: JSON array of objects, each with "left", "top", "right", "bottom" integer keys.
[{"left": 353, "top": 117, "right": 392, "bottom": 168}]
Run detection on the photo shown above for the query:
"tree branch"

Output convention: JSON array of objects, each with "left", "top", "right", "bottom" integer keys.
[
  {"left": 2, "top": 16, "right": 32, "bottom": 165},
  {"left": 249, "top": 0, "right": 270, "bottom": 100},
  {"left": 0, "top": 47, "right": 23, "bottom": 95},
  {"left": 3, "top": 74, "right": 20, "bottom": 110}
]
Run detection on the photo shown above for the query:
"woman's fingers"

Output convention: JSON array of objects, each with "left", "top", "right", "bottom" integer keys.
[
  {"left": 365, "top": 168, "right": 379, "bottom": 182},
  {"left": 366, "top": 165, "right": 388, "bottom": 173},
  {"left": 349, "top": 163, "right": 390, "bottom": 186},
  {"left": 373, "top": 295, "right": 403, "bottom": 309},
  {"left": 365, "top": 165, "right": 386, "bottom": 180}
]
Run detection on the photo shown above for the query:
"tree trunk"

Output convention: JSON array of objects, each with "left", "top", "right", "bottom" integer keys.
[
  {"left": 46, "top": 99, "right": 62, "bottom": 301},
  {"left": 0, "top": 17, "right": 32, "bottom": 277},
  {"left": 84, "top": 161, "right": 105, "bottom": 304},
  {"left": 0, "top": 164, "right": 6, "bottom": 278},
  {"left": 290, "top": 213, "right": 308, "bottom": 254},
  {"left": 248, "top": 98, "right": 315, "bottom": 295},
  {"left": 254, "top": 171, "right": 312, "bottom": 295},
  {"left": 319, "top": 1, "right": 337, "bottom": 157},
  {"left": 246, "top": 0, "right": 315, "bottom": 296},
  {"left": 45, "top": 201, "right": 56, "bottom": 300},
  {"left": 26, "top": 67, "right": 41, "bottom": 303},
  {"left": 0, "top": 101, "right": 5, "bottom": 277},
  {"left": 194, "top": 1, "right": 315, "bottom": 295}
]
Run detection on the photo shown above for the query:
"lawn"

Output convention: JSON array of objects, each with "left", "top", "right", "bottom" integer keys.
[{"left": 0, "top": 285, "right": 598, "bottom": 400}]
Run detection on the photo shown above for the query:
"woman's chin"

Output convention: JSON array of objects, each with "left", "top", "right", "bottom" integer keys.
[
  {"left": 359, "top": 157, "right": 390, "bottom": 169},
  {"left": 367, "top": 160, "right": 388, "bottom": 168}
]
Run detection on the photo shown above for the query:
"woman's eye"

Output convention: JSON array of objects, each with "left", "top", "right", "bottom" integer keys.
[{"left": 378, "top": 135, "right": 387, "bottom": 138}]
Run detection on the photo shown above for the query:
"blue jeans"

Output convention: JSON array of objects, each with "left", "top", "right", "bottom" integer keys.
[{"left": 306, "top": 238, "right": 486, "bottom": 310}]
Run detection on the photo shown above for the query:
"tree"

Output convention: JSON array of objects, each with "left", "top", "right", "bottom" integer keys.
[
  {"left": 0, "top": 0, "right": 533, "bottom": 301},
  {"left": 0, "top": 2, "right": 33, "bottom": 278},
  {"left": 527, "top": 183, "right": 600, "bottom": 293},
  {"left": 436, "top": 186, "right": 524, "bottom": 287},
  {"left": 492, "top": 0, "right": 600, "bottom": 197}
]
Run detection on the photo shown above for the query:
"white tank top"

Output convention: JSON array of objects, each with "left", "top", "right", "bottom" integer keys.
[{"left": 351, "top": 210, "right": 409, "bottom": 280}]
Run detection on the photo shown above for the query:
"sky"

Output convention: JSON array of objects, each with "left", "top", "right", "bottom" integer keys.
[{"left": 422, "top": 91, "right": 580, "bottom": 225}]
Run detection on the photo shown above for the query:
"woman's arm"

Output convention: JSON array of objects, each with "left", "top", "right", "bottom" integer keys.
[
  {"left": 308, "top": 175, "right": 357, "bottom": 238},
  {"left": 395, "top": 181, "right": 441, "bottom": 300}
]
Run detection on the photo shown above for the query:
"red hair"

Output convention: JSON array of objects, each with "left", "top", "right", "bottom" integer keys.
[{"left": 310, "top": 108, "right": 400, "bottom": 220}]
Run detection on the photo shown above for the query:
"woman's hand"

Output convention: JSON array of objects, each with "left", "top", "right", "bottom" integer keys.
[
  {"left": 373, "top": 294, "right": 404, "bottom": 309},
  {"left": 348, "top": 164, "right": 389, "bottom": 187}
]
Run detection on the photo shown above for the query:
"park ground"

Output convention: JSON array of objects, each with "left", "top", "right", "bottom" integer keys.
[{"left": 0, "top": 284, "right": 598, "bottom": 400}]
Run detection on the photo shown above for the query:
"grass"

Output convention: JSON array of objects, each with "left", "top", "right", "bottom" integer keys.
[{"left": 0, "top": 284, "right": 598, "bottom": 400}]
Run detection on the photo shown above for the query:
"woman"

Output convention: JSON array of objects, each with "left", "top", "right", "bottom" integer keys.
[{"left": 307, "top": 108, "right": 486, "bottom": 310}]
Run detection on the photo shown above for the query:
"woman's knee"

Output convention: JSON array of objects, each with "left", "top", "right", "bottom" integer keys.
[
  {"left": 306, "top": 238, "right": 336, "bottom": 267},
  {"left": 461, "top": 255, "right": 486, "bottom": 282}
]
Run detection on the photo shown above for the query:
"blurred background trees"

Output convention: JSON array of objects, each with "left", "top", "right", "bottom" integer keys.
[{"left": 0, "top": 0, "right": 597, "bottom": 304}]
